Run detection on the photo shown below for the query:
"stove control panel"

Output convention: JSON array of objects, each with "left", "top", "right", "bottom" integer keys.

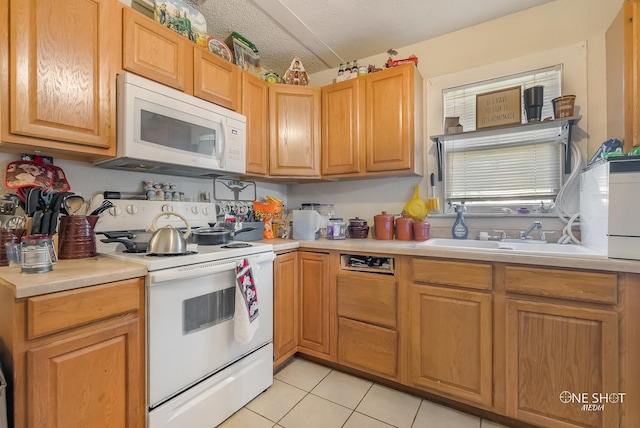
[{"left": 90, "top": 195, "right": 218, "bottom": 233}]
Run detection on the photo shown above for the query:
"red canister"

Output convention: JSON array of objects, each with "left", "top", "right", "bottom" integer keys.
[
  {"left": 395, "top": 214, "right": 414, "bottom": 241},
  {"left": 373, "top": 211, "right": 394, "bottom": 240},
  {"left": 413, "top": 220, "right": 430, "bottom": 242}
]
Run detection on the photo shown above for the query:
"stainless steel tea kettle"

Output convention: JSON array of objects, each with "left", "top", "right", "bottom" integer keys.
[{"left": 146, "top": 211, "right": 191, "bottom": 255}]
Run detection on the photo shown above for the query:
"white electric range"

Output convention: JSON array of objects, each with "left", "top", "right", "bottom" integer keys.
[{"left": 91, "top": 196, "right": 275, "bottom": 428}]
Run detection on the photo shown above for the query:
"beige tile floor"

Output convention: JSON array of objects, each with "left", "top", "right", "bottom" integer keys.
[{"left": 218, "top": 358, "right": 511, "bottom": 428}]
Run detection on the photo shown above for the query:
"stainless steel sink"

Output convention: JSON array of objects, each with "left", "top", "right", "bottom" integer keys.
[{"left": 416, "top": 238, "right": 604, "bottom": 258}]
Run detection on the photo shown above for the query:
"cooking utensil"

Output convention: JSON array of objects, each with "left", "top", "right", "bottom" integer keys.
[
  {"left": 428, "top": 173, "right": 440, "bottom": 213},
  {"left": 192, "top": 226, "right": 256, "bottom": 245},
  {"left": 100, "top": 237, "right": 149, "bottom": 253},
  {"left": 146, "top": 211, "right": 191, "bottom": 255},
  {"left": 403, "top": 186, "right": 429, "bottom": 220},
  {"left": 89, "top": 199, "right": 114, "bottom": 216},
  {"left": 63, "top": 194, "right": 85, "bottom": 215}
]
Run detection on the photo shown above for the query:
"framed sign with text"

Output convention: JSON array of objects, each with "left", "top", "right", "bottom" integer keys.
[{"left": 476, "top": 86, "right": 522, "bottom": 129}]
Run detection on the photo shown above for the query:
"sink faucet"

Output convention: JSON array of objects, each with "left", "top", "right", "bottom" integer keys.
[{"left": 519, "top": 221, "right": 542, "bottom": 239}]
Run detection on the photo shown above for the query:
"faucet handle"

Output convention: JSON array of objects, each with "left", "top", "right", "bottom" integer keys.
[
  {"left": 493, "top": 229, "right": 506, "bottom": 239},
  {"left": 540, "top": 231, "right": 555, "bottom": 241}
]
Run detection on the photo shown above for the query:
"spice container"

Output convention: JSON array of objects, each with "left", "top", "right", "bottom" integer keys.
[
  {"left": 413, "top": 220, "right": 430, "bottom": 242},
  {"left": 395, "top": 214, "right": 414, "bottom": 241},
  {"left": 326, "top": 218, "right": 346, "bottom": 240},
  {"left": 373, "top": 211, "right": 394, "bottom": 240},
  {"left": 347, "top": 217, "right": 369, "bottom": 239}
]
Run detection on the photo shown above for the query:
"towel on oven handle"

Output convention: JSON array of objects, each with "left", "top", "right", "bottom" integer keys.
[{"left": 234, "top": 258, "right": 259, "bottom": 344}]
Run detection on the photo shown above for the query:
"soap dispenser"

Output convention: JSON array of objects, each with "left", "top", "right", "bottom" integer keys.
[{"left": 451, "top": 204, "right": 468, "bottom": 239}]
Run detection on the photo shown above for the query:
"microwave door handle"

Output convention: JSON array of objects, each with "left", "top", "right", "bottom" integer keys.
[{"left": 217, "top": 120, "right": 227, "bottom": 168}]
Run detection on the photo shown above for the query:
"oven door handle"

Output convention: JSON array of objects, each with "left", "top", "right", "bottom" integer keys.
[
  {"left": 149, "top": 260, "right": 237, "bottom": 284},
  {"left": 148, "top": 252, "right": 276, "bottom": 284}
]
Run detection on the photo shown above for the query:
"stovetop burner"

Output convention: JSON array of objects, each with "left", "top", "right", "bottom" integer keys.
[
  {"left": 221, "top": 242, "right": 252, "bottom": 249},
  {"left": 146, "top": 251, "right": 198, "bottom": 257}
]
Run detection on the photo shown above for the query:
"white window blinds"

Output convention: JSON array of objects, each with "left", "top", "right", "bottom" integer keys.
[{"left": 442, "top": 65, "right": 564, "bottom": 203}]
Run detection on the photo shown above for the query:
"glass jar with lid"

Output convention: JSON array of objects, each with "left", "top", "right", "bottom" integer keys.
[{"left": 326, "top": 218, "right": 346, "bottom": 240}]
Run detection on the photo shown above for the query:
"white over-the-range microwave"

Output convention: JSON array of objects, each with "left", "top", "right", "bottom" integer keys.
[{"left": 95, "top": 72, "right": 246, "bottom": 178}]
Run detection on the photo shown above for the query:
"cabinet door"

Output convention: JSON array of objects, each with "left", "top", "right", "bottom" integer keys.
[
  {"left": 364, "top": 65, "right": 415, "bottom": 172},
  {"left": 409, "top": 284, "right": 493, "bottom": 407},
  {"left": 122, "top": 7, "right": 193, "bottom": 92},
  {"left": 7, "top": 0, "right": 114, "bottom": 151},
  {"left": 27, "top": 319, "right": 143, "bottom": 428},
  {"left": 506, "top": 300, "right": 619, "bottom": 428},
  {"left": 274, "top": 252, "right": 298, "bottom": 366},
  {"left": 193, "top": 47, "right": 238, "bottom": 111},
  {"left": 241, "top": 71, "right": 269, "bottom": 176},
  {"left": 321, "top": 79, "right": 363, "bottom": 176},
  {"left": 338, "top": 317, "right": 397, "bottom": 378},
  {"left": 298, "top": 252, "right": 330, "bottom": 354},
  {"left": 269, "top": 85, "right": 321, "bottom": 177}
]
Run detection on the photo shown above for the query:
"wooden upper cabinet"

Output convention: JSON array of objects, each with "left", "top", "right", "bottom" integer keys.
[
  {"left": 4, "top": 0, "right": 115, "bottom": 155},
  {"left": 365, "top": 64, "right": 422, "bottom": 173},
  {"left": 505, "top": 299, "right": 619, "bottom": 428},
  {"left": 122, "top": 6, "right": 193, "bottom": 93},
  {"left": 193, "top": 47, "right": 238, "bottom": 111},
  {"left": 321, "top": 79, "right": 363, "bottom": 176},
  {"left": 241, "top": 71, "right": 270, "bottom": 176},
  {"left": 269, "top": 85, "right": 321, "bottom": 177},
  {"left": 606, "top": 1, "right": 637, "bottom": 152}
]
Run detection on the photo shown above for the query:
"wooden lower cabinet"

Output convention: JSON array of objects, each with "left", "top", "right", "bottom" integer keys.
[
  {"left": 336, "top": 270, "right": 398, "bottom": 378},
  {"left": 0, "top": 278, "right": 145, "bottom": 428},
  {"left": 27, "top": 319, "right": 141, "bottom": 428},
  {"left": 408, "top": 283, "right": 493, "bottom": 407},
  {"left": 338, "top": 317, "right": 397, "bottom": 378},
  {"left": 273, "top": 251, "right": 298, "bottom": 366},
  {"left": 297, "top": 252, "right": 330, "bottom": 355},
  {"left": 505, "top": 299, "right": 619, "bottom": 428}
]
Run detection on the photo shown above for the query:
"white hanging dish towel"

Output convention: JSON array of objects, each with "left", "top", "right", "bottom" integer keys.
[{"left": 234, "top": 258, "right": 259, "bottom": 344}]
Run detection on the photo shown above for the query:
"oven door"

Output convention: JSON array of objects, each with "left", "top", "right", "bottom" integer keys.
[{"left": 147, "top": 252, "right": 274, "bottom": 408}]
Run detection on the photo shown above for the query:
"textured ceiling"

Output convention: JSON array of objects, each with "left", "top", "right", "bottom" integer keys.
[{"left": 183, "top": 0, "right": 554, "bottom": 77}]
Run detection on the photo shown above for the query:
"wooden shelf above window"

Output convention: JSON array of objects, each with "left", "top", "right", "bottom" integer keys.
[{"left": 431, "top": 116, "right": 582, "bottom": 180}]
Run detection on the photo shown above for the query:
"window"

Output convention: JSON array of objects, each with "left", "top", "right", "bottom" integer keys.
[{"left": 442, "top": 65, "right": 564, "bottom": 206}]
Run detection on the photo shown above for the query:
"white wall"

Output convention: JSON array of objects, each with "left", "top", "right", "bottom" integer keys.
[
  {"left": 291, "top": 0, "right": 622, "bottom": 236},
  {"left": 0, "top": 153, "right": 287, "bottom": 209}
]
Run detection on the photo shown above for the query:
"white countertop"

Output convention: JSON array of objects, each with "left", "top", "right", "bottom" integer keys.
[
  {"left": 0, "top": 257, "right": 147, "bottom": 299},
  {"left": 266, "top": 237, "right": 640, "bottom": 274},
  {"left": 2, "top": 238, "right": 637, "bottom": 299}
]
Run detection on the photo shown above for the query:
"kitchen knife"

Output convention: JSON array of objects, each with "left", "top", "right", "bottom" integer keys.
[
  {"left": 47, "top": 192, "right": 66, "bottom": 235},
  {"left": 31, "top": 210, "right": 43, "bottom": 234}
]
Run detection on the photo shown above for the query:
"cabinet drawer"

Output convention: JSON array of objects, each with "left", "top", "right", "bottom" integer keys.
[
  {"left": 27, "top": 279, "right": 142, "bottom": 339},
  {"left": 412, "top": 258, "right": 492, "bottom": 290},
  {"left": 505, "top": 266, "right": 617, "bottom": 304},
  {"left": 338, "top": 317, "right": 397, "bottom": 378},
  {"left": 337, "top": 273, "right": 396, "bottom": 328}
]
